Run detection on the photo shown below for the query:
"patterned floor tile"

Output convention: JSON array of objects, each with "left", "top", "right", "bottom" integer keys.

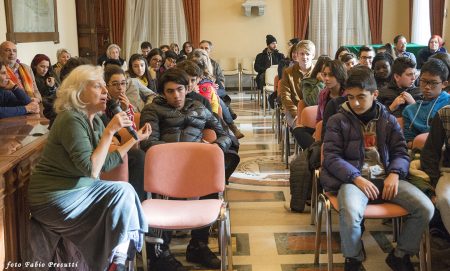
[
  {"left": 281, "top": 263, "right": 349, "bottom": 271},
  {"left": 227, "top": 188, "right": 285, "bottom": 202},
  {"left": 274, "top": 232, "right": 341, "bottom": 255}
]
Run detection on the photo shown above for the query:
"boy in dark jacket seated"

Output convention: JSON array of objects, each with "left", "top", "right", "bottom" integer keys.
[
  {"left": 402, "top": 58, "right": 450, "bottom": 144},
  {"left": 321, "top": 66, "right": 434, "bottom": 271}
]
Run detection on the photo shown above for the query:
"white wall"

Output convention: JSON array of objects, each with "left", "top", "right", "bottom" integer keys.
[{"left": 0, "top": 0, "right": 78, "bottom": 65}]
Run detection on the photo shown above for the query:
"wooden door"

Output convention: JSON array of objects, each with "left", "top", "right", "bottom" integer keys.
[{"left": 75, "top": 0, "right": 110, "bottom": 64}]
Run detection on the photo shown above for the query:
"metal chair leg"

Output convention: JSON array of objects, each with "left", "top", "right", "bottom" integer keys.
[
  {"left": 325, "top": 199, "right": 333, "bottom": 271},
  {"left": 226, "top": 209, "right": 233, "bottom": 271},
  {"left": 310, "top": 170, "right": 319, "bottom": 225},
  {"left": 284, "top": 125, "right": 290, "bottom": 168},
  {"left": 314, "top": 195, "right": 324, "bottom": 264}
]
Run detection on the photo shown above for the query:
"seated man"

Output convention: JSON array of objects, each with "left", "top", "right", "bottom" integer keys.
[
  {"left": 402, "top": 58, "right": 450, "bottom": 143},
  {"left": 140, "top": 41, "right": 152, "bottom": 58},
  {"left": 321, "top": 66, "right": 434, "bottom": 271},
  {"left": 393, "top": 35, "right": 417, "bottom": 64},
  {"left": 357, "top": 45, "right": 375, "bottom": 69},
  {"left": 0, "top": 63, "right": 39, "bottom": 118},
  {"left": 0, "top": 41, "right": 42, "bottom": 102},
  {"left": 140, "top": 68, "right": 233, "bottom": 271},
  {"left": 254, "top": 34, "right": 285, "bottom": 92},
  {"left": 279, "top": 40, "right": 315, "bottom": 128},
  {"left": 421, "top": 105, "right": 450, "bottom": 240},
  {"left": 378, "top": 57, "right": 422, "bottom": 117}
]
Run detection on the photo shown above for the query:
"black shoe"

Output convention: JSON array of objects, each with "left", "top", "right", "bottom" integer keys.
[
  {"left": 344, "top": 257, "right": 362, "bottom": 271},
  {"left": 385, "top": 249, "right": 414, "bottom": 271},
  {"left": 186, "top": 241, "right": 221, "bottom": 269},
  {"left": 150, "top": 250, "right": 187, "bottom": 271}
]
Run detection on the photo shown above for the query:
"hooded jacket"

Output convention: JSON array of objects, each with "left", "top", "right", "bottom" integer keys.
[{"left": 320, "top": 101, "right": 409, "bottom": 192}]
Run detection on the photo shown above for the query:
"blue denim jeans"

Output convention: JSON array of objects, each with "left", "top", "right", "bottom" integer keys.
[{"left": 337, "top": 180, "right": 434, "bottom": 261}]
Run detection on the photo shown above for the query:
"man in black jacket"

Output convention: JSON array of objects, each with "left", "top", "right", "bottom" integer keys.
[
  {"left": 140, "top": 68, "right": 233, "bottom": 271},
  {"left": 254, "top": 34, "right": 285, "bottom": 91}
]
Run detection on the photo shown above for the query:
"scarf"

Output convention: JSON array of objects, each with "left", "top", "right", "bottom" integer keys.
[{"left": 6, "top": 64, "right": 35, "bottom": 98}]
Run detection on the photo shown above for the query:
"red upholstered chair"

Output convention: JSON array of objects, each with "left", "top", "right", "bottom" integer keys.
[
  {"left": 299, "top": 105, "right": 318, "bottom": 129},
  {"left": 313, "top": 120, "right": 323, "bottom": 142},
  {"left": 412, "top": 133, "right": 429, "bottom": 150},
  {"left": 140, "top": 142, "right": 232, "bottom": 271},
  {"left": 313, "top": 191, "right": 431, "bottom": 271},
  {"left": 100, "top": 145, "right": 129, "bottom": 182}
]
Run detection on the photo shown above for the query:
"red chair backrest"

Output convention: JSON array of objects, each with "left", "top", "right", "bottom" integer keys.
[
  {"left": 313, "top": 120, "right": 323, "bottom": 142},
  {"left": 144, "top": 142, "right": 225, "bottom": 198}
]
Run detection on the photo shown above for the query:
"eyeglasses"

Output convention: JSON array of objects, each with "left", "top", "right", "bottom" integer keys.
[
  {"left": 108, "top": 81, "right": 128, "bottom": 88},
  {"left": 419, "top": 79, "right": 442, "bottom": 87},
  {"left": 151, "top": 58, "right": 162, "bottom": 63}
]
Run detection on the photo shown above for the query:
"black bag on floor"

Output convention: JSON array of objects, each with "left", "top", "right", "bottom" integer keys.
[{"left": 289, "top": 150, "right": 312, "bottom": 212}]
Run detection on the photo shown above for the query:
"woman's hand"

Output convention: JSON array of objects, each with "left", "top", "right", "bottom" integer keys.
[
  {"left": 46, "top": 77, "right": 56, "bottom": 88},
  {"left": 106, "top": 111, "right": 133, "bottom": 134},
  {"left": 136, "top": 123, "right": 151, "bottom": 142}
]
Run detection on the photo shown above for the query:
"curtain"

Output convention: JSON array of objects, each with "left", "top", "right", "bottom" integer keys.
[
  {"left": 429, "top": 0, "right": 445, "bottom": 36},
  {"left": 183, "top": 0, "right": 200, "bottom": 46},
  {"left": 309, "top": 0, "right": 370, "bottom": 56},
  {"left": 123, "top": 0, "right": 188, "bottom": 61},
  {"left": 110, "top": 0, "right": 126, "bottom": 48},
  {"left": 293, "top": 0, "right": 311, "bottom": 40},
  {"left": 367, "top": 0, "right": 383, "bottom": 44},
  {"left": 411, "top": 0, "right": 430, "bottom": 45}
]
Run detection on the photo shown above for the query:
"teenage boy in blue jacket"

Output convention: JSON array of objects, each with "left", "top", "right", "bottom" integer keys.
[
  {"left": 321, "top": 66, "right": 434, "bottom": 271},
  {"left": 402, "top": 58, "right": 450, "bottom": 144}
]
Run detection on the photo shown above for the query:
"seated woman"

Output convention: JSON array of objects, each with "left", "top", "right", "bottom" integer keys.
[
  {"left": 418, "top": 35, "right": 447, "bottom": 69},
  {"left": 178, "top": 41, "right": 193, "bottom": 61},
  {"left": 146, "top": 48, "right": 164, "bottom": 93},
  {"left": 102, "top": 44, "right": 127, "bottom": 71},
  {"left": 28, "top": 65, "right": 151, "bottom": 270},
  {"left": 52, "top": 48, "right": 71, "bottom": 78},
  {"left": 340, "top": 52, "right": 357, "bottom": 71},
  {"left": 0, "top": 63, "right": 40, "bottom": 118},
  {"left": 371, "top": 52, "right": 394, "bottom": 89},
  {"left": 31, "top": 54, "right": 61, "bottom": 98}
]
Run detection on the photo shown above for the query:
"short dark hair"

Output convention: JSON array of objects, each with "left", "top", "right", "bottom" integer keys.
[
  {"left": 340, "top": 52, "right": 356, "bottom": 63},
  {"left": 334, "top": 46, "right": 350, "bottom": 60},
  {"left": 391, "top": 56, "right": 416, "bottom": 76},
  {"left": 103, "top": 58, "right": 122, "bottom": 68},
  {"left": 59, "top": 57, "right": 91, "bottom": 81},
  {"left": 176, "top": 60, "right": 202, "bottom": 77},
  {"left": 393, "top": 35, "right": 406, "bottom": 44},
  {"left": 430, "top": 53, "right": 450, "bottom": 81},
  {"left": 358, "top": 45, "right": 374, "bottom": 57},
  {"left": 322, "top": 59, "right": 348, "bottom": 89},
  {"left": 372, "top": 52, "right": 394, "bottom": 71},
  {"left": 146, "top": 48, "right": 164, "bottom": 63},
  {"left": 104, "top": 65, "right": 125, "bottom": 84},
  {"left": 140, "top": 41, "right": 152, "bottom": 49},
  {"left": 159, "top": 45, "right": 170, "bottom": 50},
  {"left": 345, "top": 66, "right": 377, "bottom": 93},
  {"left": 310, "top": 55, "right": 331, "bottom": 79},
  {"left": 165, "top": 50, "right": 178, "bottom": 60},
  {"left": 421, "top": 58, "right": 449, "bottom": 82},
  {"left": 158, "top": 68, "right": 190, "bottom": 93}
]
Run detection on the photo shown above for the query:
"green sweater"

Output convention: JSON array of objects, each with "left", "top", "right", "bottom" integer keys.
[{"left": 29, "top": 110, "right": 122, "bottom": 205}]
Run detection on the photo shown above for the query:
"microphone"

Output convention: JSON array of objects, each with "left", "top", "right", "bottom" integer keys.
[{"left": 106, "top": 98, "right": 139, "bottom": 140}]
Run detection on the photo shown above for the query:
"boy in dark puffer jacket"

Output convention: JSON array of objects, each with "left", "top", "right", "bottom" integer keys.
[{"left": 321, "top": 66, "right": 434, "bottom": 271}]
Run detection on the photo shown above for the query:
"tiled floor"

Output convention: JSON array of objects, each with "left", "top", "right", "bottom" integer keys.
[{"left": 143, "top": 92, "right": 449, "bottom": 271}]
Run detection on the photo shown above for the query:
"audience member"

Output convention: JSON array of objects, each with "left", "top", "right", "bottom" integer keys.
[
  {"left": 402, "top": 58, "right": 450, "bottom": 143},
  {"left": 128, "top": 53, "right": 153, "bottom": 89},
  {"left": 378, "top": 57, "right": 421, "bottom": 118},
  {"left": 321, "top": 66, "right": 434, "bottom": 271},
  {"left": 179, "top": 41, "right": 193, "bottom": 61},
  {"left": 146, "top": 48, "right": 164, "bottom": 92},
  {"left": 393, "top": 35, "right": 417, "bottom": 64},
  {"left": 159, "top": 50, "right": 177, "bottom": 75},
  {"left": 199, "top": 40, "right": 226, "bottom": 94},
  {"left": 371, "top": 52, "right": 394, "bottom": 89},
  {"left": 288, "top": 38, "right": 300, "bottom": 47},
  {"left": 254, "top": 34, "right": 285, "bottom": 91},
  {"left": 335, "top": 46, "right": 351, "bottom": 60},
  {"left": 28, "top": 65, "right": 150, "bottom": 270},
  {"left": 430, "top": 52, "right": 450, "bottom": 92},
  {"left": 52, "top": 48, "right": 71, "bottom": 78},
  {"left": 417, "top": 35, "right": 447, "bottom": 69},
  {"left": 376, "top": 43, "right": 396, "bottom": 59},
  {"left": 140, "top": 68, "right": 233, "bottom": 271},
  {"left": 31, "top": 54, "right": 61, "bottom": 98},
  {"left": 102, "top": 44, "right": 127, "bottom": 70},
  {"left": 0, "top": 41, "right": 41, "bottom": 102},
  {"left": 0, "top": 63, "right": 39, "bottom": 118},
  {"left": 159, "top": 44, "right": 170, "bottom": 53},
  {"left": 103, "top": 65, "right": 148, "bottom": 200},
  {"left": 140, "top": 41, "right": 152, "bottom": 57},
  {"left": 358, "top": 45, "right": 375, "bottom": 69},
  {"left": 421, "top": 105, "right": 450, "bottom": 239},
  {"left": 169, "top": 43, "right": 180, "bottom": 56},
  {"left": 278, "top": 42, "right": 300, "bottom": 80},
  {"left": 279, "top": 40, "right": 315, "bottom": 128},
  {"left": 340, "top": 52, "right": 357, "bottom": 71}
]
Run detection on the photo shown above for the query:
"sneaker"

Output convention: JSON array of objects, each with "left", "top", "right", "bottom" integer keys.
[
  {"left": 150, "top": 249, "right": 187, "bottom": 271},
  {"left": 344, "top": 257, "right": 362, "bottom": 271},
  {"left": 385, "top": 249, "right": 414, "bottom": 271},
  {"left": 186, "top": 241, "right": 221, "bottom": 269}
]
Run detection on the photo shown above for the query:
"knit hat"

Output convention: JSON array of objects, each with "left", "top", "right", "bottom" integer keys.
[
  {"left": 266, "top": 35, "right": 277, "bottom": 45},
  {"left": 289, "top": 38, "right": 300, "bottom": 45}
]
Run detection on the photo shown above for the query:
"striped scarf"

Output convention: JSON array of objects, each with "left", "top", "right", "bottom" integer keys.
[{"left": 6, "top": 64, "right": 35, "bottom": 98}]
